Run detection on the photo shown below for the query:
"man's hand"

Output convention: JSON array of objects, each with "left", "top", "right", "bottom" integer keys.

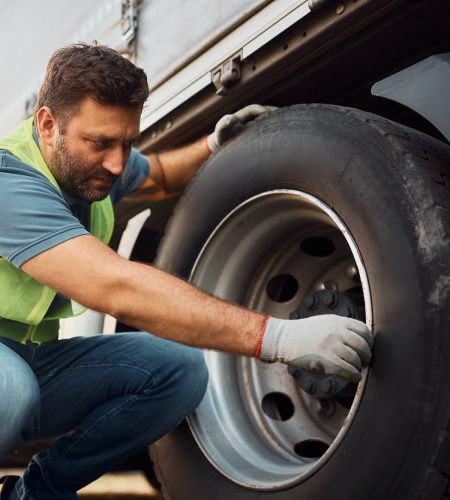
[
  {"left": 259, "top": 315, "right": 373, "bottom": 383},
  {"left": 142, "top": 104, "right": 277, "bottom": 194},
  {"left": 207, "top": 104, "right": 278, "bottom": 153}
]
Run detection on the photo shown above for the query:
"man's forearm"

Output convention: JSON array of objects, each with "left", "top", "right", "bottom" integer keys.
[
  {"left": 146, "top": 136, "right": 210, "bottom": 193},
  {"left": 23, "top": 234, "right": 264, "bottom": 355},
  {"left": 144, "top": 105, "right": 279, "bottom": 194},
  {"left": 110, "top": 259, "right": 265, "bottom": 355}
]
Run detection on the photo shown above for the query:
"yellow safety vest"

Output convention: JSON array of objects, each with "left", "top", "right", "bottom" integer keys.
[{"left": 0, "top": 118, "right": 114, "bottom": 344}]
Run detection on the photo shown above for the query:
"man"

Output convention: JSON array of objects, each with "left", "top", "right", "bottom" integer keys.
[{"left": 0, "top": 43, "right": 373, "bottom": 499}]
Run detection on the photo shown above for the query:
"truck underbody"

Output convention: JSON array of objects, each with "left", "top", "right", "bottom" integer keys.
[{"left": 139, "top": 0, "right": 450, "bottom": 152}]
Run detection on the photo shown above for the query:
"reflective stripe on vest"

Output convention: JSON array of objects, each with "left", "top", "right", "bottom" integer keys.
[{"left": 0, "top": 118, "right": 114, "bottom": 343}]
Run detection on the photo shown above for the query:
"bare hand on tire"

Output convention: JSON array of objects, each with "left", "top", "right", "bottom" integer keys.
[{"left": 259, "top": 315, "right": 373, "bottom": 383}]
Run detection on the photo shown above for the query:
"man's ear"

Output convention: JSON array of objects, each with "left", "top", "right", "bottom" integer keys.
[{"left": 36, "top": 107, "right": 58, "bottom": 148}]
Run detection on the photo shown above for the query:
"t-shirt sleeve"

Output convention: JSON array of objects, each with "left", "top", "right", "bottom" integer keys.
[
  {"left": 0, "top": 153, "right": 89, "bottom": 268},
  {"left": 109, "top": 147, "right": 150, "bottom": 204}
]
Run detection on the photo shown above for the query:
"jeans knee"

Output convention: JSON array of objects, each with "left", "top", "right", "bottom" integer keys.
[
  {"left": 0, "top": 368, "right": 40, "bottom": 456},
  {"left": 173, "top": 347, "right": 209, "bottom": 413},
  {"left": 17, "top": 380, "right": 41, "bottom": 422}
]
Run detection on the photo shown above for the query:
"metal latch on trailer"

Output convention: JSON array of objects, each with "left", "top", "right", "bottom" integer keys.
[
  {"left": 212, "top": 53, "right": 242, "bottom": 96},
  {"left": 121, "top": 0, "right": 138, "bottom": 43}
]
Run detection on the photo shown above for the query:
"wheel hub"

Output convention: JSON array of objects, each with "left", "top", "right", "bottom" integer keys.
[
  {"left": 291, "top": 288, "right": 362, "bottom": 321},
  {"left": 287, "top": 289, "right": 363, "bottom": 399}
]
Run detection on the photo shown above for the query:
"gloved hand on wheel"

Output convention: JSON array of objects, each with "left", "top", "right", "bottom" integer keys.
[
  {"left": 207, "top": 104, "right": 278, "bottom": 153},
  {"left": 257, "top": 315, "right": 373, "bottom": 383}
]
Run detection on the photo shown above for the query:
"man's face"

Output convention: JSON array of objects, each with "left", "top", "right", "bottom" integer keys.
[{"left": 50, "top": 97, "right": 141, "bottom": 202}]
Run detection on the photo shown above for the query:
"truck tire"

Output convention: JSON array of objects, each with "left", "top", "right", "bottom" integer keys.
[{"left": 151, "top": 104, "right": 450, "bottom": 499}]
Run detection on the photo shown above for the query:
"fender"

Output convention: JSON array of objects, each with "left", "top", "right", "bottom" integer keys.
[{"left": 372, "top": 53, "right": 450, "bottom": 142}]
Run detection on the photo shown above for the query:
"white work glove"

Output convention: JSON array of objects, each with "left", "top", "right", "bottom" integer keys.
[
  {"left": 259, "top": 315, "right": 373, "bottom": 383},
  {"left": 206, "top": 104, "right": 278, "bottom": 153}
]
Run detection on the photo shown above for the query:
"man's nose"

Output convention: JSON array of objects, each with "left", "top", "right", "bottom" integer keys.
[{"left": 102, "top": 147, "right": 125, "bottom": 176}]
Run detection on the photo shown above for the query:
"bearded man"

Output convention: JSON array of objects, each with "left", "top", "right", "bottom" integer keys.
[{"left": 0, "top": 43, "right": 372, "bottom": 499}]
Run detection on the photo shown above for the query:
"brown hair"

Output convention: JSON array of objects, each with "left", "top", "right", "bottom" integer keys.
[{"left": 35, "top": 42, "right": 149, "bottom": 130}]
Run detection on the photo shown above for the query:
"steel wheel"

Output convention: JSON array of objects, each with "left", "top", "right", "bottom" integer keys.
[{"left": 187, "top": 189, "right": 372, "bottom": 491}]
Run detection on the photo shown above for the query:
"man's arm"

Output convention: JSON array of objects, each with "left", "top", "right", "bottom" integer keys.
[
  {"left": 141, "top": 136, "right": 210, "bottom": 194},
  {"left": 22, "top": 234, "right": 264, "bottom": 354},
  {"left": 22, "top": 234, "right": 373, "bottom": 382},
  {"left": 140, "top": 105, "right": 279, "bottom": 194}
]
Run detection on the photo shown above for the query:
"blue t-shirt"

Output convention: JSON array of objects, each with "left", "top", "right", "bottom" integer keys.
[{"left": 0, "top": 147, "right": 149, "bottom": 268}]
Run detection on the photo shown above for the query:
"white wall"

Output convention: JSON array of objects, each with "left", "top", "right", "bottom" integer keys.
[{"left": 0, "top": 0, "right": 124, "bottom": 136}]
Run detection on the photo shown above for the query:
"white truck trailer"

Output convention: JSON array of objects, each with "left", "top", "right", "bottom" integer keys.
[{"left": 1, "top": 1, "right": 449, "bottom": 498}]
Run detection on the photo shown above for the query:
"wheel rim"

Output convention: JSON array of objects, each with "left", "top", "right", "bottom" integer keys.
[{"left": 187, "top": 190, "right": 372, "bottom": 491}]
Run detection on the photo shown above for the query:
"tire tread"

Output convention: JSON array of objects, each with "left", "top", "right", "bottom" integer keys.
[
  {"left": 350, "top": 109, "right": 450, "bottom": 499},
  {"left": 331, "top": 106, "right": 450, "bottom": 500}
]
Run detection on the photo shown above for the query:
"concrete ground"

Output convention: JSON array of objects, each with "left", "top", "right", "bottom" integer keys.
[
  {"left": 79, "top": 471, "right": 163, "bottom": 499},
  {"left": 0, "top": 469, "right": 164, "bottom": 499}
]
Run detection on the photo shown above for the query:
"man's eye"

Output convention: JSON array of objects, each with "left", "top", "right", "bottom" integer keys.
[
  {"left": 91, "top": 140, "right": 109, "bottom": 149},
  {"left": 123, "top": 141, "right": 134, "bottom": 149}
]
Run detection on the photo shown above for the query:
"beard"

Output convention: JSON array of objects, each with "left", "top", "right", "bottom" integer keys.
[{"left": 50, "top": 136, "right": 118, "bottom": 202}]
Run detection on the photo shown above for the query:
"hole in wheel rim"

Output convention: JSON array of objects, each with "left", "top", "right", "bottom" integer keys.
[
  {"left": 262, "top": 392, "right": 295, "bottom": 421},
  {"left": 300, "top": 236, "right": 335, "bottom": 257},
  {"left": 294, "top": 440, "right": 329, "bottom": 458},
  {"left": 266, "top": 273, "right": 298, "bottom": 302}
]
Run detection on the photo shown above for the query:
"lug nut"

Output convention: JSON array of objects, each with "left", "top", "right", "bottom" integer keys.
[
  {"left": 323, "top": 280, "right": 338, "bottom": 291},
  {"left": 345, "top": 264, "right": 357, "bottom": 279},
  {"left": 300, "top": 377, "right": 316, "bottom": 394},
  {"left": 310, "top": 398, "right": 335, "bottom": 418},
  {"left": 287, "top": 365, "right": 301, "bottom": 378},
  {"left": 318, "top": 399, "right": 335, "bottom": 418},
  {"left": 303, "top": 294, "right": 318, "bottom": 310},
  {"left": 322, "top": 290, "right": 337, "bottom": 308},
  {"left": 319, "top": 377, "right": 335, "bottom": 395}
]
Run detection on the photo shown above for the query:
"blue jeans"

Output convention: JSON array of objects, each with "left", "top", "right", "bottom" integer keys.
[{"left": 0, "top": 332, "right": 208, "bottom": 499}]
